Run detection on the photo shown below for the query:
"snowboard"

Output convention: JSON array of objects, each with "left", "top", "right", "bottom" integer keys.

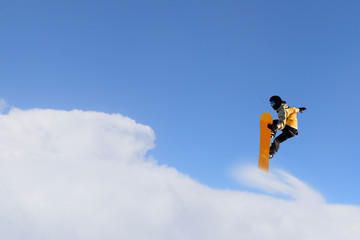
[{"left": 258, "top": 112, "right": 273, "bottom": 172}]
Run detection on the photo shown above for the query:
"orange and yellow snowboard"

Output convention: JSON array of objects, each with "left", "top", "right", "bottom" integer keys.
[{"left": 258, "top": 112, "right": 273, "bottom": 172}]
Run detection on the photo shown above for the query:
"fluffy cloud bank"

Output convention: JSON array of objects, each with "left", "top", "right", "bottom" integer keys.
[{"left": 0, "top": 108, "right": 359, "bottom": 240}]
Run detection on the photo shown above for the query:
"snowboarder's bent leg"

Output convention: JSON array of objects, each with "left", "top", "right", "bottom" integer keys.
[{"left": 269, "top": 126, "right": 297, "bottom": 157}]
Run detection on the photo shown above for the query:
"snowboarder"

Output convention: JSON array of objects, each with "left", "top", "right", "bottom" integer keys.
[{"left": 267, "top": 96, "right": 306, "bottom": 159}]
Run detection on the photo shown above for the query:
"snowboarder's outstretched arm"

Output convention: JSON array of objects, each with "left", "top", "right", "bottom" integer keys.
[{"left": 298, "top": 107, "right": 306, "bottom": 113}]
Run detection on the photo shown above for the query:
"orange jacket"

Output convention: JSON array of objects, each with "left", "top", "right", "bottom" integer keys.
[{"left": 275, "top": 103, "right": 300, "bottom": 130}]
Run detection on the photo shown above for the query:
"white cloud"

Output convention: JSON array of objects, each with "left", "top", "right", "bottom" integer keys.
[
  {"left": 0, "top": 108, "right": 359, "bottom": 240},
  {"left": 231, "top": 165, "right": 325, "bottom": 203}
]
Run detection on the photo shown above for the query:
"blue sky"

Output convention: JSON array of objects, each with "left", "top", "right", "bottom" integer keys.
[{"left": 1, "top": 0, "right": 359, "bottom": 206}]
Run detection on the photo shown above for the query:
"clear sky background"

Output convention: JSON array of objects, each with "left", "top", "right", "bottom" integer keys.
[{"left": 1, "top": 0, "right": 359, "bottom": 209}]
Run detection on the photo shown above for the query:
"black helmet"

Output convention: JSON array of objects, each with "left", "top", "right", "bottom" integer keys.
[{"left": 269, "top": 95, "right": 286, "bottom": 110}]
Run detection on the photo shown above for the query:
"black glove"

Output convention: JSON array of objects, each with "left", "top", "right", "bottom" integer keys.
[
  {"left": 267, "top": 123, "right": 277, "bottom": 131},
  {"left": 299, "top": 107, "right": 306, "bottom": 113}
]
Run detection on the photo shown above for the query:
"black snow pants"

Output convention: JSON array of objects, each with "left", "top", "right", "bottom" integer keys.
[{"left": 270, "top": 120, "right": 298, "bottom": 156}]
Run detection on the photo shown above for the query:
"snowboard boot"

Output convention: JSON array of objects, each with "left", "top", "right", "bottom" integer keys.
[{"left": 269, "top": 147, "right": 276, "bottom": 159}]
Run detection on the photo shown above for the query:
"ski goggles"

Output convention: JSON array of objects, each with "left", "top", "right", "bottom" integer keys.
[{"left": 270, "top": 101, "right": 275, "bottom": 107}]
